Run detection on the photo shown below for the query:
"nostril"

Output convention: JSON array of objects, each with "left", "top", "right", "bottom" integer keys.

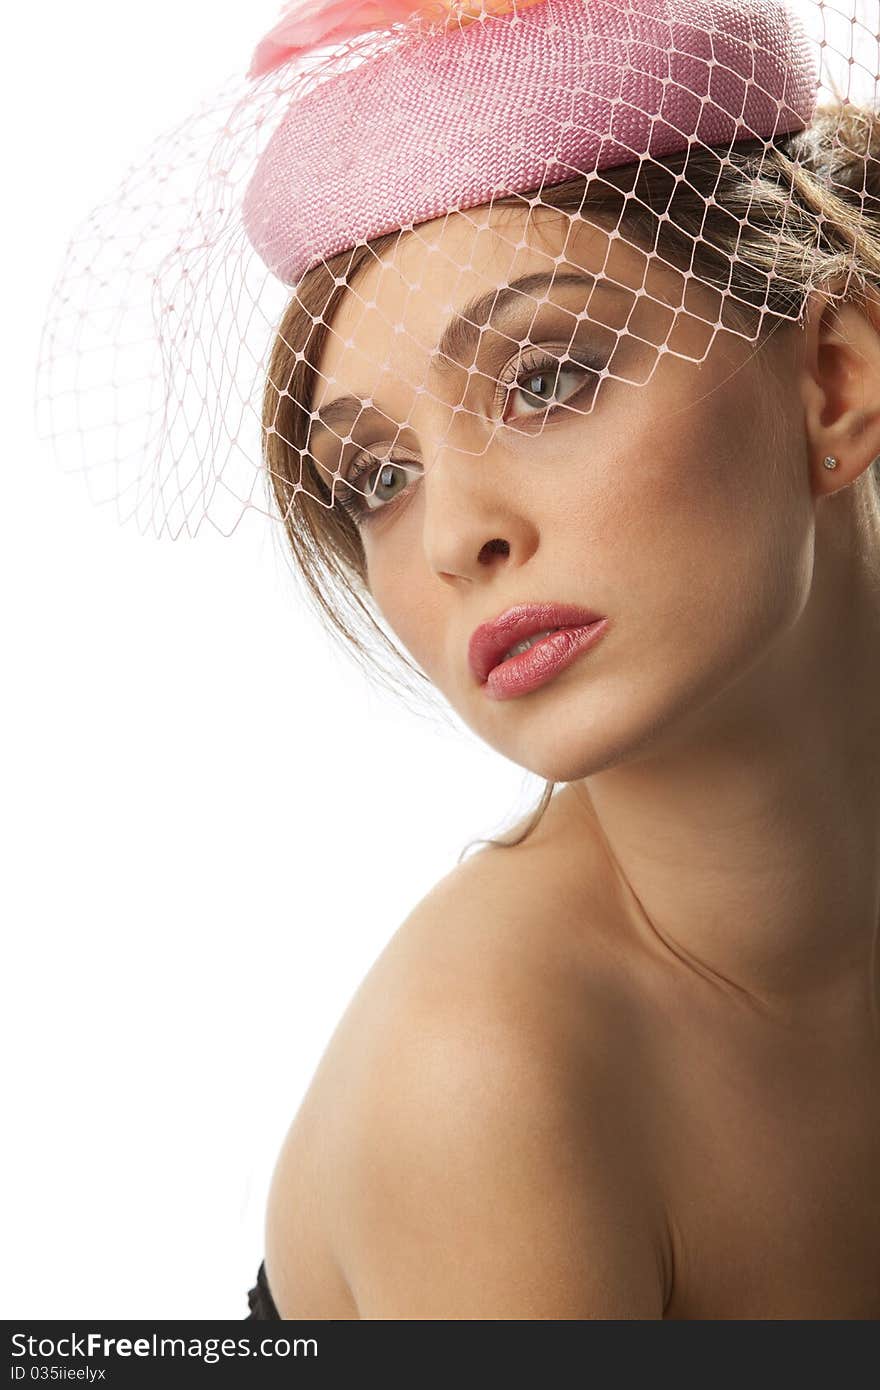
[{"left": 479, "top": 538, "right": 510, "bottom": 563}]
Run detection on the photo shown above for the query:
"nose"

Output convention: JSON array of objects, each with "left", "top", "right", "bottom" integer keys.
[{"left": 419, "top": 434, "right": 538, "bottom": 584}]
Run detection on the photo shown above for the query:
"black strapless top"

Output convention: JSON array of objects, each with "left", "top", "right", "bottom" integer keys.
[{"left": 245, "top": 1260, "right": 281, "bottom": 1320}]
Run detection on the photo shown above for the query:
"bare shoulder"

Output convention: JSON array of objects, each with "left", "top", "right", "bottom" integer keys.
[{"left": 268, "top": 838, "right": 671, "bottom": 1318}]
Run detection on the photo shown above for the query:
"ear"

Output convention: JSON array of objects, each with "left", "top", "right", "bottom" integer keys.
[{"left": 799, "top": 283, "right": 880, "bottom": 497}]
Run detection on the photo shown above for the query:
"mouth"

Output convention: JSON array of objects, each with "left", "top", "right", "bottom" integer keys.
[
  {"left": 481, "top": 619, "right": 611, "bottom": 701},
  {"left": 468, "top": 603, "right": 607, "bottom": 685}
]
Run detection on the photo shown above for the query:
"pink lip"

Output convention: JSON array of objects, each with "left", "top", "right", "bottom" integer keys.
[
  {"left": 483, "top": 619, "right": 610, "bottom": 700},
  {"left": 468, "top": 603, "right": 606, "bottom": 685}
]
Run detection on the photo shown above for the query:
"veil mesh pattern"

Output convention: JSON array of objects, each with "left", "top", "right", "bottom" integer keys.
[{"left": 34, "top": 0, "right": 880, "bottom": 540}]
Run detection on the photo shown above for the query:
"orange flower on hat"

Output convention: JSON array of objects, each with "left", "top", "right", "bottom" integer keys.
[{"left": 248, "top": 1, "right": 548, "bottom": 80}]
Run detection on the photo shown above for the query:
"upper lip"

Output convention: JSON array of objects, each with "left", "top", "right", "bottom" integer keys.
[{"left": 468, "top": 604, "right": 605, "bottom": 684}]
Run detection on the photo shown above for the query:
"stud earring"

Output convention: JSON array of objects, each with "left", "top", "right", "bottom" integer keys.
[{"left": 823, "top": 456, "right": 839, "bottom": 470}]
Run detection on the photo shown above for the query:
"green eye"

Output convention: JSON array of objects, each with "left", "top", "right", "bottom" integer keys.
[
  {"left": 336, "top": 456, "right": 421, "bottom": 524},
  {"left": 334, "top": 347, "right": 604, "bottom": 527},
  {"left": 496, "top": 348, "right": 603, "bottom": 423}
]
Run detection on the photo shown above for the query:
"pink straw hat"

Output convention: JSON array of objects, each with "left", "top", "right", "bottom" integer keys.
[{"left": 243, "top": 0, "right": 818, "bottom": 286}]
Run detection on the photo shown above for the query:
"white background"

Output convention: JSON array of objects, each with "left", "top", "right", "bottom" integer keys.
[{"left": 2, "top": 0, "right": 536, "bottom": 1318}]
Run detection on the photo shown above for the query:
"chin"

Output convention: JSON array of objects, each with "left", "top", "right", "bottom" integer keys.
[{"left": 497, "top": 682, "right": 709, "bottom": 784}]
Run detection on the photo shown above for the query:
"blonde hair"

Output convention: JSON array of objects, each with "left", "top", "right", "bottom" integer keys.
[{"left": 262, "top": 101, "right": 880, "bottom": 856}]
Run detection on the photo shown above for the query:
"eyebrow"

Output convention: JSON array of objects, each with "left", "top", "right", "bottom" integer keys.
[{"left": 308, "top": 269, "right": 624, "bottom": 448}]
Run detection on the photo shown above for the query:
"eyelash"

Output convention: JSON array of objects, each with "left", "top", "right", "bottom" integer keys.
[{"left": 333, "top": 347, "right": 605, "bottom": 526}]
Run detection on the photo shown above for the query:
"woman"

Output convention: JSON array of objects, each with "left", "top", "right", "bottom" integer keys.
[
  {"left": 250, "top": 208, "right": 880, "bottom": 1318},
  {"left": 37, "top": 0, "right": 880, "bottom": 1318}
]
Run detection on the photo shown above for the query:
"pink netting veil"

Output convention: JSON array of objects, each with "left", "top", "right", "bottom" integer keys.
[{"left": 34, "top": 0, "right": 880, "bottom": 540}]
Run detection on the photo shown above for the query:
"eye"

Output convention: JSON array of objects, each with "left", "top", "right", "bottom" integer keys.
[
  {"left": 332, "top": 345, "right": 605, "bottom": 527},
  {"left": 495, "top": 346, "right": 604, "bottom": 425},
  {"left": 335, "top": 453, "right": 421, "bottom": 525}
]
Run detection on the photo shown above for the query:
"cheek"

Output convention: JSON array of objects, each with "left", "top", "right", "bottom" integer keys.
[
  {"left": 582, "top": 384, "right": 813, "bottom": 682},
  {"left": 368, "top": 551, "right": 439, "bottom": 671}
]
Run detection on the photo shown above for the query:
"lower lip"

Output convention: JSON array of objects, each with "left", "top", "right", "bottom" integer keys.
[{"left": 483, "top": 619, "right": 611, "bottom": 701}]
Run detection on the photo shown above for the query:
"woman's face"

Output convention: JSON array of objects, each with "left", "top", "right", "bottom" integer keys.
[{"left": 309, "top": 205, "right": 815, "bottom": 781}]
